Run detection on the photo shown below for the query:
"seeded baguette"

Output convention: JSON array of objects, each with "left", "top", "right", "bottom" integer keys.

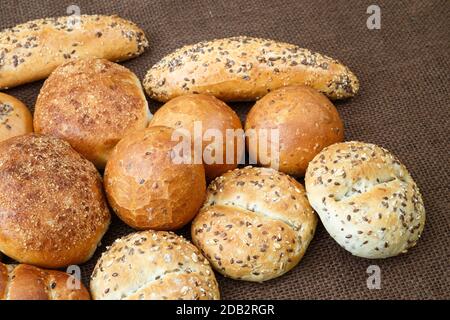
[
  {"left": 90, "top": 230, "right": 220, "bottom": 300},
  {"left": 0, "top": 263, "right": 90, "bottom": 300},
  {"left": 144, "top": 36, "right": 359, "bottom": 102},
  {"left": 0, "top": 15, "right": 148, "bottom": 89},
  {"left": 305, "top": 141, "right": 426, "bottom": 259}
]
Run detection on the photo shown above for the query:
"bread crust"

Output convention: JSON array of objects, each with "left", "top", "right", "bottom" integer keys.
[
  {"left": 305, "top": 141, "right": 426, "bottom": 259},
  {"left": 0, "top": 263, "right": 90, "bottom": 300},
  {"left": 90, "top": 230, "right": 220, "bottom": 300},
  {"left": 144, "top": 36, "right": 359, "bottom": 102},
  {"left": 245, "top": 85, "right": 344, "bottom": 176},
  {"left": 0, "top": 15, "right": 148, "bottom": 89},
  {"left": 0, "top": 92, "right": 33, "bottom": 142},
  {"left": 0, "top": 134, "right": 111, "bottom": 268},
  {"left": 34, "top": 58, "right": 150, "bottom": 169},
  {"left": 104, "top": 126, "right": 206, "bottom": 230},
  {"left": 191, "top": 166, "right": 317, "bottom": 282},
  {"left": 149, "top": 94, "right": 243, "bottom": 180}
]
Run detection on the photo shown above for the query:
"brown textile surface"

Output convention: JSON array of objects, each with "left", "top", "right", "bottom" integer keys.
[{"left": 0, "top": 0, "right": 449, "bottom": 300}]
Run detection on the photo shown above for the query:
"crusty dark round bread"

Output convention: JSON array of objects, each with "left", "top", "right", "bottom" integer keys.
[
  {"left": 192, "top": 166, "right": 317, "bottom": 282},
  {"left": 34, "top": 58, "right": 150, "bottom": 169},
  {"left": 245, "top": 85, "right": 344, "bottom": 177},
  {"left": 0, "top": 92, "right": 33, "bottom": 143},
  {"left": 149, "top": 94, "right": 243, "bottom": 180},
  {"left": 90, "top": 230, "right": 220, "bottom": 300},
  {"left": 0, "top": 134, "right": 111, "bottom": 268},
  {"left": 0, "top": 262, "right": 90, "bottom": 300},
  {"left": 104, "top": 126, "right": 206, "bottom": 230},
  {"left": 305, "top": 141, "right": 426, "bottom": 259}
]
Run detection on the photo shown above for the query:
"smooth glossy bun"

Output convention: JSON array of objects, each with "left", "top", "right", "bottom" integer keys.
[
  {"left": 90, "top": 230, "right": 220, "bottom": 300},
  {"left": 34, "top": 58, "right": 150, "bottom": 168},
  {"left": 192, "top": 166, "right": 317, "bottom": 282},
  {"left": 149, "top": 94, "right": 243, "bottom": 180},
  {"left": 305, "top": 141, "right": 426, "bottom": 259},
  {"left": 245, "top": 85, "right": 344, "bottom": 176},
  {"left": 104, "top": 126, "right": 206, "bottom": 230},
  {"left": 0, "top": 134, "right": 111, "bottom": 268},
  {"left": 0, "top": 263, "right": 90, "bottom": 300},
  {"left": 0, "top": 92, "right": 33, "bottom": 142}
]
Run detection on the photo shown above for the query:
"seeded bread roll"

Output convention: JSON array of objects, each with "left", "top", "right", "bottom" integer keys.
[
  {"left": 149, "top": 94, "right": 243, "bottom": 180},
  {"left": 104, "top": 126, "right": 206, "bottom": 230},
  {"left": 0, "top": 263, "right": 90, "bottom": 300},
  {"left": 191, "top": 166, "right": 317, "bottom": 282},
  {"left": 90, "top": 230, "right": 220, "bottom": 300},
  {"left": 0, "top": 92, "right": 33, "bottom": 142},
  {"left": 0, "top": 15, "right": 148, "bottom": 89},
  {"left": 305, "top": 141, "right": 426, "bottom": 259},
  {"left": 143, "top": 36, "right": 359, "bottom": 102},
  {"left": 245, "top": 85, "right": 344, "bottom": 176},
  {"left": 0, "top": 134, "right": 111, "bottom": 268},
  {"left": 34, "top": 58, "right": 150, "bottom": 169}
]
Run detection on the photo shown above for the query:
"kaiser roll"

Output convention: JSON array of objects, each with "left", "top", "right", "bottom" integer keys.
[
  {"left": 305, "top": 141, "right": 426, "bottom": 259},
  {"left": 192, "top": 166, "right": 317, "bottom": 282}
]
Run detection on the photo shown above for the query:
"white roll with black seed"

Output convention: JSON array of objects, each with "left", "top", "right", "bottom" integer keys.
[{"left": 305, "top": 141, "right": 426, "bottom": 259}]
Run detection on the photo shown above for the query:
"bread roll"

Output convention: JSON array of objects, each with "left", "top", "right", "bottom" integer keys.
[
  {"left": 0, "top": 263, "right": 90, "bottom": 300},
  {"left": 245, "top": 85, "right": 344, "bottom": 176},
  {"left": 305, "top": 141, "right": 426, "bottom": 259},
  {"left": 34, "top": 58, "right": 150, "bottom": 169},
  {"left": 191, "top": 166, "right": 317, "bottom": 282},
  {"left": 0, "top": 15, "right": 148, "bottom": 89},
  {"left": 143, "top": 36, "right": 359, "bottom": 102},
  {"left": 149, "top": 94, "right": 243, "bottom": 180},
  {"left": 104, "top": 126, "right": 206, "bottom": 230},
  {"left": 90, "top": 230, "right": 220, "bottom": 300},
  {"left": 0, "top": 92, "right": 33, "bottom": 142},
  {"left": 0, "top": 134, "right": 111, "bottom": 268}
]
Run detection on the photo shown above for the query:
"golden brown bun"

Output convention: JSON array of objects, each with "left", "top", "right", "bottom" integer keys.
[
  {"left": 149, "top": 94, "right": 243, "bottom": 180},
  {"left": 305, "top": 141, "right": 426, "bottom": 259},
  {"left": 0, "top": 263, "right": 90, "bottom": 300},
  {"left": 143, "top": 36, "right": 359, "bottom": 102},
  {"left": 192, "top": 166, "right": 317, "bottom": 282},
  {"left": 0, "top": 92, "right": 33, "bottom": 142},
  {"left": 104, "top": 126, "right": 206, "bottom": 230},
  {"left": 34, "top": 58, "right": 150, "bottom": 169},
  {"left": 0, "top": 134, "right": 111, "bottom": 268},
  {"left": 0, "top": 15, "right": 148, "bottom": 89},
  {"left": 245, "top": 85, "right": 344, "bottom": 176},
  {"left": 90, "top": 230, "right": 220, "bottom": 300}
]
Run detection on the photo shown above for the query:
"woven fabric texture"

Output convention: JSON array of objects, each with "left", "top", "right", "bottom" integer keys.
[{"left": 0, "top": 0, "right": 449, "bottom": 299}]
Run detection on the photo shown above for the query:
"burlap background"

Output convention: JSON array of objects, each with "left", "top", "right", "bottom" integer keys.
[{"left": 1, "top": 0, "right": 449, "bottom": 299}]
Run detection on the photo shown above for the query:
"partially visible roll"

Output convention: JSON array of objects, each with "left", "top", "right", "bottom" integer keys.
[
  {"left": 192, "top": 166, "right": 317, "bottom": 282},
  {"left": 305, "top": 141, "right": 426, "bottom": 259},
  {"left": 90, "top": 230, "right": 220, "bottom": 300},
  {"left": 0, "top": 263, "right": 90, "bottom": 300},
  {"left": 0, "top": 92, "right": 33, "bottom": 143}
]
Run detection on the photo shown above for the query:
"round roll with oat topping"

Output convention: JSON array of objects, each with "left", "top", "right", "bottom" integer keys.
[
  {"left": 90, "top": 230, "right": 220, "bottom": 300},
  {"left": 305, "top": 141, "right": 426, "bottom": 259},
  {"left": 0, "top": 134, "right": 110, "bottom": 268},
  {"left": 191, "top": 166, "right": 317, "bottom": 282}
]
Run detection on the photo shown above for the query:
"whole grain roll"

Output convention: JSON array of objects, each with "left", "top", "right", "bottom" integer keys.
[
  {"left": 0, "top": 134, "right": 111, "bottom": 268},
  {"left": 191, "top": 166, "right": 317, "bottom": 282},
  {"left": 245, "top": 85, "right": 344, "bottom": 176},
  {"left": 144, "top": 36, "right": 359, "bottom": 102},
  {"left": 0, "top": 15, "right": 148, "bottom": 89},
  {"left": 305, "top": 141, "right": 426, "bottom": 259},
  {"left": 0, "top": 263, "right": 90, "bottom": 300},
  {"left": 104, "top": 126, "right": 206, "bottom": 230},
  {"left": 90, "top": 230, "right": 220, "bottom": 300},
  {"left": 149, "top": 94, "right": 243, "bottom": 180},
  {"left": 34, "top": 58, "right": 151, "bottom": 169},
  {"left": 0, "top": 92, "right": 33, "bottom": 142}
]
